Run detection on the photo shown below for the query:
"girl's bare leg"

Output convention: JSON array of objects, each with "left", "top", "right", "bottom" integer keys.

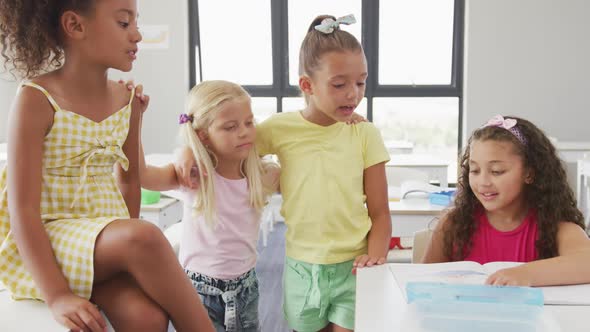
[
  {"left": 92, "top": 273, "right": 168, "bottom": 332},
  {"left": 93, "top": 219, "right": 214, "bottom": 332}
]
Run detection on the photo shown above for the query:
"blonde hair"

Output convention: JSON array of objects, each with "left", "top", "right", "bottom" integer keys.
[
  {"left": 299, "top": 15, "right": 363, "bottom": 103},
  {"left": 179, "top": 80, "right": 275, "bottom": 227}
]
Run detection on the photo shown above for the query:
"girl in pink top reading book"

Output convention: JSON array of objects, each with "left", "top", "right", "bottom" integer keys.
[
  {"left": 139, "top": 80, "right": 280, "bottom": 331},
  {"left": 423, "top": 115, "right": 590, "bottom": 287}
]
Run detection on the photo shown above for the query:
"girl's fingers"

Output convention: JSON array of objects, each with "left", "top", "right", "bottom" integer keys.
[
  {"left": 353, "top": 255, "right": 365, "bottom": 266},
  {"left": 67, "top": 313, "right": 88, "bottom": 332},
  {"left": 77, "top": 309, "right": 103, "bottom": 332},
  {"left": 356, "top": 255, "right": 370, "bottom": 268},
  {"left": 86, "top": 304, "right": 107, "bottom": 329},
  {"left": 59, "top": 316, "right": 80, "bottom": 331}
]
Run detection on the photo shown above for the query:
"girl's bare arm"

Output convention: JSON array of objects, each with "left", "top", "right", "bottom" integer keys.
[{"left": 6, "top": 87, "right": 73, "bottom": 304}]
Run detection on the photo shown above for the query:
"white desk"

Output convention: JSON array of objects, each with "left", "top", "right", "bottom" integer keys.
[
  {"left": 555, "top": 141, "right": 590, "bottom": 201},
  {"left": 388, "top": 154, "right": 449, "bottom": 187},
  {"left": 556, "top": 141, "right": 590, "bottom": 161},
  {"left": 577, "top": 159, "right": 590, "bottom": 230},
  {"left": 390, "top": 198, "right": 445, "bottom": 237},
  {"left": 356, "top": 264, "right": 589, "bottom": 332},
  {"left": 385, "top": 140, "right": 414, "bottom": 155},
  {"left": 140, "top": 196, "right": 183, "bottom": 231},
  {"left": 0, "top": 285, "right": 114, "bottom": 332}
]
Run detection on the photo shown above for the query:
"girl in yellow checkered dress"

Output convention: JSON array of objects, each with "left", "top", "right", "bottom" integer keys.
[{"left": 0, "top": 1, "right": 213, "bottom": 331}]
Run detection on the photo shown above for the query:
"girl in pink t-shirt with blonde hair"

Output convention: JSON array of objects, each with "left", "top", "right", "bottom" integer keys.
[
  {"left": 139, "top": 80, "right": 279, "bottom": 331},
  {"left": 423, "top": 115, "right": 590, "bottom": 287}
]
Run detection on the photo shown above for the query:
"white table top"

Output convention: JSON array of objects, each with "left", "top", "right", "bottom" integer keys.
[
  {"left": 0, "top": 288, "right": 68, "bottom": 331},
  {"left": 355, "top": 264, "right": 590, "bottom": 332}
]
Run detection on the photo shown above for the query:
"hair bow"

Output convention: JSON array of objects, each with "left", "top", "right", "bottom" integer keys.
[
  {"left": 484, "top": 115, "right": 517, "bottom": 130},
  {"left": 482, "top": 115, "right": 527, "bottom": 145},
  {"left": 315, "top": 14, "right": 356, "bottom": 34},
  {"left": 179, "top": 113, "right": 193, "bottom": 125}
]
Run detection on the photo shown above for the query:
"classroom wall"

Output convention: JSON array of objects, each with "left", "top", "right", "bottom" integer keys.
[
  {"left": 463, "top": 0, "right": 590, "bottom": 144},
  {"left": 0, "top": 0, "right": 189, "bottom": 153},
  {"left": 0, "top": 78, "right": 18, "bottom": 142},
  {"left": 118, "top": 0, "right": 190, "bottom": 153}
]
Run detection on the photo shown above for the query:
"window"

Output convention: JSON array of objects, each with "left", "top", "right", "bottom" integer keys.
[
  {"left": 197, "top": 0, "right": 273, "bottom": 84},
  {"left": 189, "top": 0, "right": 464, "bottom": 183},
  {"left": 378, "top": 0, "right": 455, "bottom": 85},
  {"left": 373, "top": 97, "right": 459, "bottom": 179}
]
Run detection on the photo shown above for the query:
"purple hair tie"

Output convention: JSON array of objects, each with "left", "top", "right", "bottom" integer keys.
[
  {"left": 179, "top": 113, "right": 193, "bottom": 125},
  {"left": 482, "top": 115, "right": 527, "bottom": 145}
]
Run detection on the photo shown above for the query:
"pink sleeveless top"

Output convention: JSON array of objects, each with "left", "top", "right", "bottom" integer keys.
[{"left": 464, "top": 209, "right": 538, "bottom": 264}]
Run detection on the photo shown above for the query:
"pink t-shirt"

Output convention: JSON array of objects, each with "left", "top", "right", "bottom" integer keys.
[
  {"left": 464, "top": 209, "right": 538, "bottom": 264},
  {"left": 178, "top": 172, "right": 259, "bottom": 280}
]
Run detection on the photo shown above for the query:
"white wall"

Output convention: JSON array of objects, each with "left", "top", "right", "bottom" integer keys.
[
  {"left": 464, "top": 0, "right": 590, "bottom": 143},
  {"left": 118, "top": 0, "right": 190, "bottom": 153},
  {"left": 0, "top": 78, "right": 18, "bottom": 142},
  {"left": 0, "top": 0, "right": 189, "bottom": 153}
]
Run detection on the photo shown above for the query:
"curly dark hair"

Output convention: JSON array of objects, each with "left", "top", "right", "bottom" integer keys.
[
  {"left": 0, "top": 0, "right": 95, "bottom": 78},
  {"left": 443, "top": 116, "right": 585, "bottom": 261}
]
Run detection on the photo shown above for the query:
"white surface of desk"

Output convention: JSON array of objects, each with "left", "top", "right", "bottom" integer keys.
[
  {"left": 555, "top": 141, "right": 590, "bottom": 201},
  {"left": 356, "top": 264, "right": 589, "bottom": 332},
  {"left": 390, "top": 198, "right": 445, "bottom": 237},
  {"left": 577, "top": 159, "right": 590, "bottom": 230},
  {"left": 0, "top": 287, "right": 115, "bottom": 332}
]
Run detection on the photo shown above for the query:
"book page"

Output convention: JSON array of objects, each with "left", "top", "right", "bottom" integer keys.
[
  {"left": 482, "top": 261, "right": 523, "bottom": 274},
  {"left": 389, "top": 262, "right": 487, "bottom": 299}
]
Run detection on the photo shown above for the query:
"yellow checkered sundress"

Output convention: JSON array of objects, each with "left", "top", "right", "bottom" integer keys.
[{"left": 0, "top": 82, "right": 134, "bottom": 300}]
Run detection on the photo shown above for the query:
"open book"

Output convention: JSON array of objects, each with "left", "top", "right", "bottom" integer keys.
[{"left": 389, "top": 261, "right": 590, "bottom": 305}]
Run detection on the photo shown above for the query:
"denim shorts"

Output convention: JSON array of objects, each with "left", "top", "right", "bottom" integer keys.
[{"left": 186, "top": 268, "right": 260, "bottom": 332}]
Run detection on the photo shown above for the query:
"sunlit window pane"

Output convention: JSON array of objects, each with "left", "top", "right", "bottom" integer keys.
[
  {"left": 379, "top": 0, "right": 454, "bottom": 85},
  {"left": 288, "top": 0, "right": 362, "bottom": 86},
  {"left": 373, "top": 97, "right": 459, "bottom": 182},
  {"left": 282, "top": 97, "right": 306, "bottom": 113},
  {"left": 251, "top": 97, "right": 277, "bottom": 124},
  {"left": 199, "top": 0, "right": 272, "bottom": 84}
]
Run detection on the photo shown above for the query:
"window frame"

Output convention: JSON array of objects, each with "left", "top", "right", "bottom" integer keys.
[{"left": 188, "top": 0, "right": 465, "bottom": 148}]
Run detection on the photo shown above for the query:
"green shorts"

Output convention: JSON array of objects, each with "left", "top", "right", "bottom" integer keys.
[{"left": 283, "top": 257, "right": 356, "bottom": 331}]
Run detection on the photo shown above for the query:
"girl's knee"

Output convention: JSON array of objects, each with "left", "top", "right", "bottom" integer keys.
[
  {"left": 124, "top": 220, "right": 168, "bottom": 252},
  {"left": 125, "top": 301, "right": 169, "bottom": 331}
]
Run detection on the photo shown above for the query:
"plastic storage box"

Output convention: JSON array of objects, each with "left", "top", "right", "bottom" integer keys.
[{"left": 401, "top": 282, "right": 557, "bottom": 332}]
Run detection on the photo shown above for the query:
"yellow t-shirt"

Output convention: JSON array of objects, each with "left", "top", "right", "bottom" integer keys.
[{"left": 257, "top": 112, "right": 390, "bottom": 264}]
